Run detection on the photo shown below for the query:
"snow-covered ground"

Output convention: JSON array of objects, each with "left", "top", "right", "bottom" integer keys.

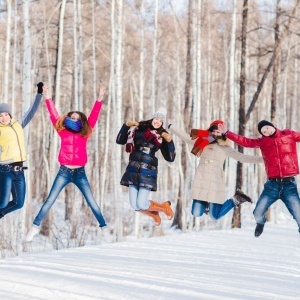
[{"left": 0, "top": 224, "right": 299, "bottom": 300}]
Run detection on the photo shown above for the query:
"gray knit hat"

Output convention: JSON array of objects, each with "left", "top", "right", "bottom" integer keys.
[
  {"left": 152, "top": 107, "right": 167, "bottom": 124},
  {"left": 0, "top": 103, "right": 12, "bottom": 115}
]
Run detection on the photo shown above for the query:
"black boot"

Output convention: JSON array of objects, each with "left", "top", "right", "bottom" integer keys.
[
  {"left": 232, "top": 189, "right": 252, "bottom": 206},
  {"left": 254, "top": 223, "right": 264, "bottom": 237}
]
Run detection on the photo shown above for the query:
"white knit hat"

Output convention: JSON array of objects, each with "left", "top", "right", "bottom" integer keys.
[{"left": 152, "top": 107, "right": 167, "bottom": 124}]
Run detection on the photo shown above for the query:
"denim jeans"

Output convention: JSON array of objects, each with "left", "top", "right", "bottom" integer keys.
[
  {"left": 128, "top": 185, "right": 151, "bottom": 210},
  {"left": 33, "top": 166, "right": 106, "bottom": 227},
  {"left": 0, "top": 165, "right": 26, "bottom": 218},
  {"left": 191, "top": 199, "right": 235, "bottom": 220},
  {"left": 253, "top": 179, "right": 300, "bottom": 229}
]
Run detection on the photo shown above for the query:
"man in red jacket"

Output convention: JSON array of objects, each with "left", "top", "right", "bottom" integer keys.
[{"left": 217, "top": 120, "right": 300, "bottom": 237}]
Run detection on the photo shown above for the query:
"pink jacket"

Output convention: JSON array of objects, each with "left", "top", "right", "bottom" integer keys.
[{"left": 46, "top": 99, "right": 102, "bottom": 166}]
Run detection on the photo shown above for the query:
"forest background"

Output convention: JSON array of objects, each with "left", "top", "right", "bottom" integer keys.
[{"left": 0, "top": 0, "right": 299, "bottom": 258}]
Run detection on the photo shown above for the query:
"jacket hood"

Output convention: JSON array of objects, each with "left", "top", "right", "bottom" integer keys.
[{"left": 217, "top": 138, "right": 231, "bottom": 146}]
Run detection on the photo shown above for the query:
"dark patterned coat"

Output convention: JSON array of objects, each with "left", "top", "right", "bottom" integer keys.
[{"left": 116, "top": 124, "right": 176, "bottom": 191}]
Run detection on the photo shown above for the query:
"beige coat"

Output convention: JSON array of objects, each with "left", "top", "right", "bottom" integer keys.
[{"left": 169, "top": 125, "right": 263, "bottom": 204}]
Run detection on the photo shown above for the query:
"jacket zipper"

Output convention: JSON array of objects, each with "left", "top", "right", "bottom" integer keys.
[
  {"left": 10, "top": 124, "right": 23, "bottom": 161},
  {"left": 274, "top": 140, "right": 281, "bottom": 177}
]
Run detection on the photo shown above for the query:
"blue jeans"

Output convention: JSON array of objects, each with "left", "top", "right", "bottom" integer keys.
[
  {"left": 253, "top": 179, "right": 300, "bottom": 229},
  {"left": 128, "top": 185, "right": 151, "bottom": 210},
  {"left": 33, "top": 166, "right": 106, "bottom": 227},
  {"left": 191, "top": 199, "right": 235, "bottom": 220},
  {"left": 0, "top": 165, "right": 26, "bottom": 218}
]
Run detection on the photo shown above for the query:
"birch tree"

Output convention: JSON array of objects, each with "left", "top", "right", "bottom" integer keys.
[
  {"left": 150, "top": 0, "right": 158, "bottom": 113},
  {"left": 21, "top": 0, "right": 32, "bottom": 252},
  {"left": 3, "top": 0, "right": 12, "bottom": 103}
]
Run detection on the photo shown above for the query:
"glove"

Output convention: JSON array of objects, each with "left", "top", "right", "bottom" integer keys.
[
  {"left": 161, "top": 132, "right": 172, "bottom": 142},
  {"left": 207, "top": 132, "right": 215, "bottom": 143},
  {"left": 37, "top": 82, "right": 44, "bottom": 94},
  {"left": 126, "top": 121, "right": 139, "bottom": 127}
]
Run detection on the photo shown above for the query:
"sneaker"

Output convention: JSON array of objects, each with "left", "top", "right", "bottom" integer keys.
[
  {"left": 26, "top": 225, "right": 40, "bottom": 242},
  {"left": 232, "top": 189, "right": 252, "bottom": 206},
  {"left": 101, "top": 226, "right": 113, "bottom": 243},
  {"left": 254, "top": 223, "right": 264, "bottom": 237}
]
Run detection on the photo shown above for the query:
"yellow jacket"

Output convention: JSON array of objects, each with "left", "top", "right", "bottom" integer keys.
[{"left": 0, "top": 119, "right": 26, "bottom": 163}]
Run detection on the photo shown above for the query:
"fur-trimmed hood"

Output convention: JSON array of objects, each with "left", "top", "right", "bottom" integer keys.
[{"left": 216, "top": 137, "right": 231, "bottom": 146}]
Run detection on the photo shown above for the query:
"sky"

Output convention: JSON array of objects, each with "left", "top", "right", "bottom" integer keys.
[{"left": 0, "top": 222, "right": 299, "bottom": 300}]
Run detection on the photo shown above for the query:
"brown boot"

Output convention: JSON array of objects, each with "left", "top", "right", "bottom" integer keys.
[
  {"left": 232, "top": 189, "right": 252, "bottom": 206},
  {"left": 149, "top": 200, "right": 173, "bottom": 220},
  {"left": 140, "top": 210, "right": 161, "bottom": 226}
]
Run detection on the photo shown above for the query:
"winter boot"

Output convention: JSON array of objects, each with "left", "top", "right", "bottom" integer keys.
[
  {"left": 148, "top": 200, "right": 174, "bottom": 220},
  {"left": 101, "top": 226, "right": 113, "bottom": 243},
  {"left": 254, "top": 223, "right": 264, "bottom": 237},
  {"left": 232, "top": 189, "right": 252, "bottom": 206},
  {"left": 140, "top": 210, "right": 161, "bottom": 226},
  {"left": 25, "top": 225, "right": 40, "bottom": 242}
]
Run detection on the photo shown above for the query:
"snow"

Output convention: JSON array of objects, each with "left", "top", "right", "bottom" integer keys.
[{"left": 0, "top": 224, "right": 300, "bottom": 300}]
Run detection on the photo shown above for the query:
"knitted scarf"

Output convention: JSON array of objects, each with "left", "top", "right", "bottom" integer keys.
[
  {"left": 190, "top": 129, "right": 213, "bottom": 157},
  {"left": 126, "top": 126, "right": 162, "bottom": 153},
  {"left": 64, "top": 117, "right": 83, "bottom": 133}
]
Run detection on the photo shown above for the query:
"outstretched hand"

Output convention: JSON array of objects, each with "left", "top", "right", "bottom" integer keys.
[
  {"left": 98, "top": 86, "right": 105, "bottom": 101},
  {"left": 217, "top": 123, "right": 227, "bottom": 135},
  {"left": 42, "top": 84, "right": 49, "bottom": 98}
]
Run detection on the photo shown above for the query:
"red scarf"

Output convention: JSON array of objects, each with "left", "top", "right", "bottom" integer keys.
[{"left": 190, "top": 129, "right": 210, "bottom": 157}]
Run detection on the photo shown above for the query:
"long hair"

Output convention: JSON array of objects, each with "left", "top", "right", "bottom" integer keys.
[
  {"left": 54, "top": 111, "right": 92, "bottom": 137},
  {"left": 138, "top": 119, "right": 166, "bottom": 135}
]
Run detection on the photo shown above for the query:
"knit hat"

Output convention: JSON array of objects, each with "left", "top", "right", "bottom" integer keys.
[
  {"left": 0, "top": 103, "right": 12, "bottom": 115},
  {"left": 208, "top": 119, "right": 224, "bottom": 129},
  {"left": 257, "top": 120, "right": 275, "bottom": 135},
  {"left": 152, "top": 107, "right": 167, "bottom": 124}
]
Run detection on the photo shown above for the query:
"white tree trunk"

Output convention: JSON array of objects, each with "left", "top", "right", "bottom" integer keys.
[
  {"left": 139, "top": 0, "right": 145, "bottom": 121},
  {"left": 150, "top": 0, "right": 158, "bottom": 112},
  {"left": 78, "top": 0, "right": 83, "bottom": 111},
  {"left": 52, "top": 0, "right": 66, "bottom": 181},
  {"left": 111, "top": 0, "right": 124, "bottom": 242},
  {"left": 3, "top": 0, "right": 12, "bottom": 103},
  {"left": 227, "top": 0, "right": 238, "bottom": 201},
  {"left": 21, "top": 0, "right": 32, "bottom": 253},
  {"left": 90, "top": 0, "right": 100, "bottom": 211},
  {"left": 229, "top": 0, "right": 237, "bottom": 129},
  {"left": 292, "top": 42, "right": 298, "bottom": 127},
  {"left": 54, "top": 0, "right": 67, "bottom": 109},
  {"left": 73, "top": 0, "right": 79, "bottom": 111},
  {"left": 11, "top": 0, "right": 18, "bottom": 115},
  {"left": 195, "top": 0, "right": 202, "bottom": 128}
]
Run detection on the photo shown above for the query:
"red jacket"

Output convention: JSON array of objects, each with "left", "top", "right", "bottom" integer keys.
[
  {"left": 226, "top": 129, "right": 300, "bottom": 178},
  {"left": 46, "top": 99, "right": 102, "bottom": 166}
]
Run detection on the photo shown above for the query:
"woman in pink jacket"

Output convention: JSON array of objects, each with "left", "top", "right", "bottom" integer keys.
[{"left": 26, "top": 85, "right": 111, "bottom": 243}]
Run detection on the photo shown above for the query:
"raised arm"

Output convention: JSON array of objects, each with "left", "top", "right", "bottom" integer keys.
[
  {"left": 19, "top": 82, "right": 44, "bottom": 128},
  {"left": 43, "top": 85, "right": 61, "bottom": 125},
  {"left": 87, "top": 86, "right": 105, "bottom": 128},
  {"left": 168, "top": 123, "right": 194, "bottom": 145}
]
